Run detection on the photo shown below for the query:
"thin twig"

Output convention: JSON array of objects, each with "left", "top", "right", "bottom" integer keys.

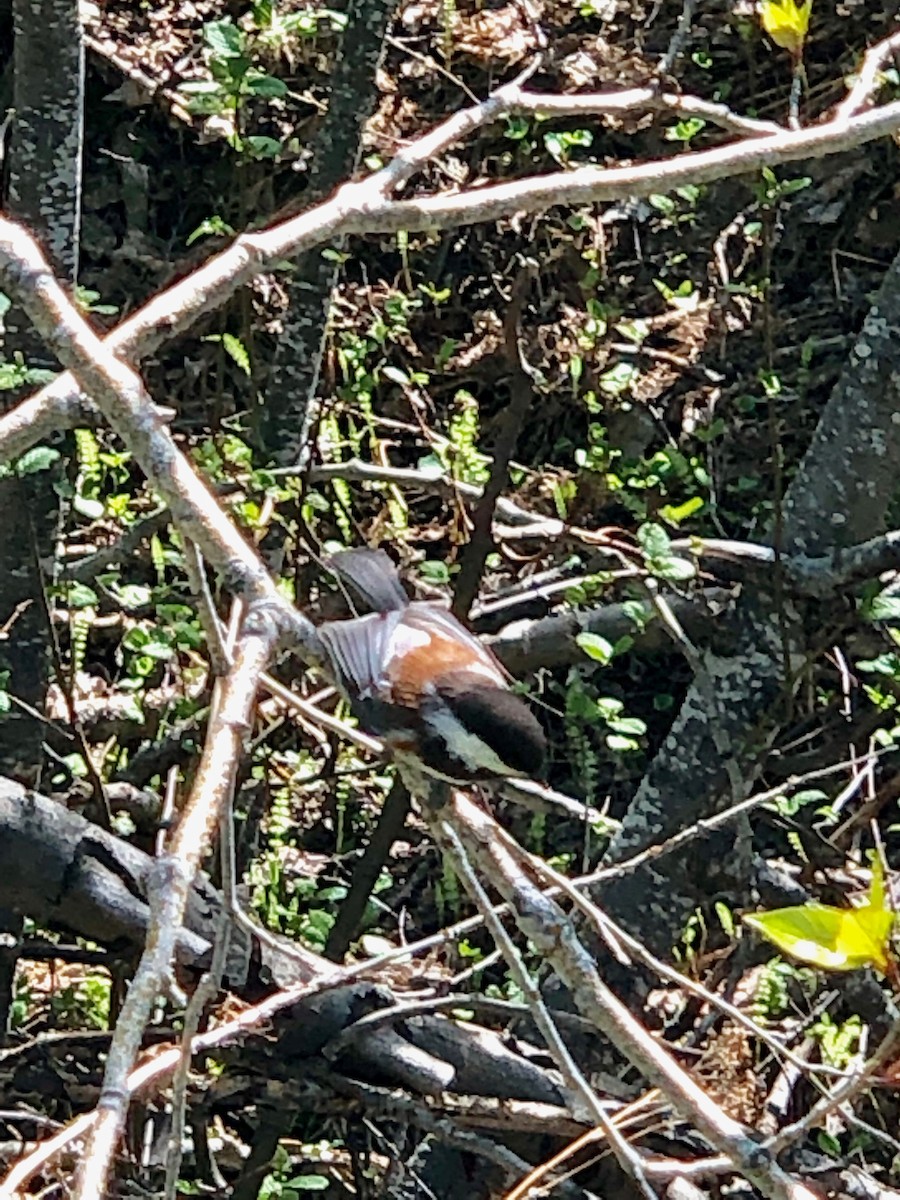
[
  {"left": 836, "top": 30, "right": 900, "bottom": 121},
  {"left": 443, "top": 789, "right": 820, "bottom": 1200},
  {"left": 162, "top": 908, "right": 231, "bottom": 1200},
  {"left": 62, "top": 506, "right": 169, "bottom": 583},
  {"left": 303, "top": 457, "right": 562, "bottom": 532},
  {"left": 765, "top": 1021, "right": 900, "bottom": 1157},
  {"left": 453, "top": 265, "right": 537, "bottom": 618},
  {"left": 657, "top": 0, "right": 698, "bottom": 77},
  {"left": 161, "top": 602, "right": 243, "bottom": 1198},
  {"left": 432, "top": 813, "right": 657, "bottom": 1198},
  {"left": 788, "top": 61, "right": 804, "bottom": 131}
]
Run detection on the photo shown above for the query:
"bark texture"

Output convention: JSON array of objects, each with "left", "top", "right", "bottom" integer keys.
[
  {"left": 258, "top": 0, "right": 399, "bottom": 465},
  {"left": 0, "top": 0, "right": 83, "bottom": 784},
  {"left": 599, "top": 247, "right": 900, "bottom": 954}
]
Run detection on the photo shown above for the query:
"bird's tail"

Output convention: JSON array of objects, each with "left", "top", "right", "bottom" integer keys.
[{"left": 326, "top": 548, "right": 409, "bottom": 614}]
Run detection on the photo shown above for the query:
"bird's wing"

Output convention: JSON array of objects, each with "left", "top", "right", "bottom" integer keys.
[
  {"left": 316, "top": 611, "right": 399, "bottom": 700},
  {"left": 325, "top": 548, "right": 409, "bottom": 613},
  {"left": 403, "top": 604, "right": 507, "bottom": 684}
]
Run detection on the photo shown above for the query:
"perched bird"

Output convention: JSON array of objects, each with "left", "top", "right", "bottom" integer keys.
[{"left": 316, "top": 549, "right": 546, "bottom": 783}]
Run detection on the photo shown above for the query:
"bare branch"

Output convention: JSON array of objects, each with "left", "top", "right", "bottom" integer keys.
[
  {"left": 73, "top": 608, "right": 280, "bottom": 1200},
  {"left": 836, "top": 31, "right": 900, "bottom": 120},
  {"left": 431, "top": 810, "right": 652, "bottom": 1195},
  {"left": 786, "top": 528, "right": 900, "bottom": 595},
  {"left": 485, "top": 588, "right": 732, "bottom": 673},
  {"left": 0, "top": 95, "right": 897, "bottom": 468},
  {"left": 435, "top": 791, "right": 819, "bottom": 1200},
  {"left": 511, "top": 85, "right": 784, "bottom": 138},
  {"left": 0, "top": 217, "right": 314, "bottom": 650},
  {"left": 453, "top": 267, "right": 537, "bottom": 619}
]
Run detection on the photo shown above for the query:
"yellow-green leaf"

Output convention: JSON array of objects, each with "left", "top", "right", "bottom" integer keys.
[
  {"left": 744, "top": 860, "right": 894, "bottom": 973},
  {"left": 759, "top": 0, "right": 812, "bottom": 58}
]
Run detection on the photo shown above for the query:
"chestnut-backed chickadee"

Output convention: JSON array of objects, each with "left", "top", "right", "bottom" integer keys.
[{"left": 316, "top": 549, "right": 546, "bottom": 783}]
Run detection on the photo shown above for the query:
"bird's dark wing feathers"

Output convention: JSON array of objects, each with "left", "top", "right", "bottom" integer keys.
[{"left": 325, "top": 548, "right": 409, "bottom": 614}]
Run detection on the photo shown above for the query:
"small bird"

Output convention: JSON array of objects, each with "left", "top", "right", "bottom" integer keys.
[{"left": 315, "top": 549, "right": 546, "bottom": 783}]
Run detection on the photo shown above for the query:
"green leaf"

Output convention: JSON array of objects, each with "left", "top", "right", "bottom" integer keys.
[
  {"left": 186, "top": 216, "right": 235, "bottom": 246},
  {"left": 141, "top": 640, "right": 174, "bottom": 661},
  {"left": 780, "top": 176, "right": 812, "bottom": 196},
  {"left": 622, "top": 600, "right": 654, "bottom": 631},
  {"left": 244, "top": 136, "right": 283, "bottom": 159},
  {"left": 222, "top": 333, "right": 251, "bottom": 375},
  {"left": 576, "top": 632, "right": 613, "bottom": 664},
  {"left": 115, "top": 583, "right": 153, "bottom": 609},
  {"left": 816, "top": 1130, "right": 842, "bottom": 1158},
  {"left": 16, "top": 446, "right": 60, "bottom": 476},
  {"left": 64, "top": 753, "right": 88, "bottom": 778},
  {"left": 244, "top": 71, "right": 288, "bottom": 97},
  {"left": 607, "top": 716, "right": 646, "bottom": 737},
  {"left": 615, "top": 318, "right": 650, "bottom": 345},
  {"left": 659, "top": 496, "right": 704, "bottom": 525},
  {"left": 606, "top": 733, "right": 640, "bottom": 752},
  {"left": 381, "top": 365, "right": 410, "bottom": 386},
  {"left": 119, "top": 695, "right": 145, "bottom": 723},
  {"left": 204, "top": 18, "right": 244, "bottom": 57},
  {"left": 315, "top": 886, "right": 348, "bottom": 902},
  {"left": 66, "top": 584, "right": 98, "bottom": 609},
  {"left": 649, "top": 193, "right": 676, "bottom": 215},
  {"left": 665, "top": 117, "right": 706, "bottom": 144},
  {"left": 856, "top": 652, "right": 900, "bottom": 675},
  {"left": 637, "top": 522, "right": 671, "bottom": 559},
  {"left": 283, "top": 9, "right": 348, "bottom": 35},
  {"left": 744, "top": 858, "right": 894, "bottom": 973},
  {"left": 598, "top": 361, "right": 638, "bottom": 397},
  {"left": 715, "top": 901, "right": 735, "bottom": 938},
  {"left": 766, "top": 788, "right": 827, "bottom": 817},
  {"left": 179, "top": 82, "right": 230, "bottom": 115},
  {"left": 418, "top": 560, "right": 450, "bottom": 585},
  {"left": 24, "top": 368, "right": 57, "bottom": 387},
  {"left": 648, "top": 555, "right": 696, "bottom": 582},
  {"left": 179, "top": 79, "right": 226, "bottom": 95},
  {"left": 73, "top": 496, "right": 105, "bottom": 520},
  {"left": 862, "top": 592, "right": 900, "bottom": 622},
  {"left": 504, "top": 114, "right": 530, "bottom": 140},
  {"left": 252, "top": 0, "right": 274, "bottom": 25}
]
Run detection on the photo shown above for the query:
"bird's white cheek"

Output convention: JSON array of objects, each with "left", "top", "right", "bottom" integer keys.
[{"left": 424, "top": 708, "right": 517, "bottom": 776}]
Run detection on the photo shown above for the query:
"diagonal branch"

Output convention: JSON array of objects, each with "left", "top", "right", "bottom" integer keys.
[
  {"left": 430, "top": 789, "right": 819, "bottom": 1200},
  {"left": 72, "top": 606, "right": 281, "bottom": 1200},
  {"left": 0, "top": 95, "right": 898, "bottom": 468},
  {"left": 0, "top": 218, "right": 314, "bottom": 650}
]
